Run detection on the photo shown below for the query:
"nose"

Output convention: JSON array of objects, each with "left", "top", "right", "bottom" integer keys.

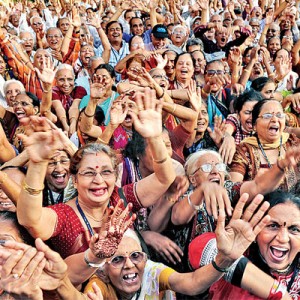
[
  {"left": 54, "top": 162, "right": 64, "bottom": 172},
  {"left": 276, "top": 227, "right": 290, "bottom": 244},
  {"left": 93, "top": 172, "right": 104, "bottom": 183},
  {"left": 123, "top": 256, "right": 135, "bottom": 269},
  {"left": 210, "top": 164, "right": 218, "bottom": 174}
]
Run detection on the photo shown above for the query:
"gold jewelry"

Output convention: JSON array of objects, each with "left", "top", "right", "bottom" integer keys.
[
  {"left": 22, "top": 180, "right": 44, "bottom": 196},
  {"left": 153, "top": 157, "right": 168, "bottom": 164},
  {"left": 243, "top": 69, "right": 250, "bottom": 73},
  {"left": 0, "top": 172, "right": 8, "bottom": 186}
]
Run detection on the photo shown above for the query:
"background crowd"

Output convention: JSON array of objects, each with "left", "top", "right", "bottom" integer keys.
[{"left": 0, "top": 0, "right": 300, "bottom": 298}]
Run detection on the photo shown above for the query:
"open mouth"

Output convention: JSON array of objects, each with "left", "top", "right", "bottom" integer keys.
[
  {"left": 269, "top": 125, "right": 279, "bottom": 134},
  {"left": 52, "top": 173, "right": 67, "bottom": 184},
  {"left": 221, "top": 37, "right": 226, "bottom": 43},
  {"left": 89, "top": 187, "right": 107, "bottom": 197},
  {"left": 209, "top": 178, "right": 221, "bottom": 184},
  {"left": 15, "top": 110, "right": 26, "bottom": 119},
  {"left": 123, "top": 273, "right": 138, "bottom": 283},
  {"left": 159, "top": 82, "right": 167, "bottom": 88},
  {"left": 0, "top": 201, "right": 14, "bottom": 208},
  {"left": 124, "top": 114, "right": 132, "bottom": 122},
  {"left": 270, "top": 246, "right": 288, "bottom": 260}
]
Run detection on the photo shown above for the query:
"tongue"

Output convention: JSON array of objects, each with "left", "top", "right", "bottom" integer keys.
[
  {"left": 272, "top": 248, "right": 285, "bottom": 258},
  {"left": 54, "top": 176, "right": 65, "bottom": 184}
]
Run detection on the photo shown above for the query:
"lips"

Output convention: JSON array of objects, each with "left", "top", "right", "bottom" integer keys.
[
  {"left": 52, "top": 173, "right": 67, "bottom": 185},
  {"left": 15, "top": 110, "right": 26, "bottom": 119},
  {"left": 269, "top": 125, "right": 279, "bottom": 134},
  {"left": 209, "top": 178, "right": 221, "bottom": 184},
  {"left": 89, "top": 187, "right": 107, "bottom": 197},
  {"left": 269, "top": 246, "right": 289, "bottom": 262},
  {"left": 122, "top": 273, "right": 139, "bottom": 285}
]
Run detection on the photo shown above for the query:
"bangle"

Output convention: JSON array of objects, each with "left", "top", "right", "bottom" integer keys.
[
  {"left": 153, "top": 157, "right": 168, "bottom": 164},
  {"left": 22, "top": 180, "right": 44, "bottom": 196},
  {"left": 267, "top": 280, "right": 287, "bottom": 300},
  {"left": 171, "top": 104, "right": 177, "bottom": 114},
  {"left": 243, "top": 69, "right": 250, "bottom": 73},
  {"left": 84, "top": 249, "right": 106, "bottom": 268},
  {"left": 83, "top": 110, "right": 95, "bottom": 118},
  {"left": 211, "top": 259, "right": 230, "bottom": 273},
  {"left": 187, "top": 192, "right": 203, "bottom": 211},
  {"left": 276, "top": 159, "right": 285, "bottom": 172},
  {"left": 201, "top": 88, "right": 209, "bottom": 97},
  {"left": 0, "top": 172, "right": 7, "bottom": 186}
]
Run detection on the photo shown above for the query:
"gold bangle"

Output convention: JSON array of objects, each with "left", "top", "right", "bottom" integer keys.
[
  {"left": 22, "top": 180, "right": 44, "bottom": 196},
  {"left": 243, "top": 69, "right": 251, "bottom": 73},
  {"left": 201, "top": 88, "right": 209, "bottom": 97},
  {"left": 153, "top": 157, "right": 168, "bottom": 164},
  {"left": 0, "top": 172, "right": 8, "bottom": 186},
  {"left": 171, "top": 104, "right": 177, "bottom": 114}
]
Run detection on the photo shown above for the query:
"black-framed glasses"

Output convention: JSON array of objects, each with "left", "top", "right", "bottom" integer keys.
[
  {"left": 205, "top": 70, "right": 225, "bottom": 77},
  {"left": 258, "top": 113, "right": 285, "bottom": 120},
  {"left": 107, "top": 251, "right": 147, "bottom": 268},
  {"left": 11, "top": 101, "right": 32, "bottom": 107},
  {"left": 192, "top": 163, "right": 227, "bottom": 174},
  {"left": 77, "top": 169, "right": 115, "bottom": 179},
  {"left": 48, "top": 159, "right": 70, "bottom": 168}
]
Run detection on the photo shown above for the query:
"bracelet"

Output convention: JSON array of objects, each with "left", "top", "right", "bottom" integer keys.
[
  {"left": 153, "top": 157, "right": 168, "bottom": 164},
  {"left": 276, "top": 159, "right": 285, "bottom": 172},
  {"left": 243, "top": 69, "right": 250, "bottom": 73},
  {"left": 0, "top": 172, "right": 8, "bottom": 186},
  {"left": 187, "top": 192, "right": 203, "bottom": 211},
  {"left": 171, "top": 104, "right": 177, "bottom": 114},
  {"left": 22, "top": 180, "right": 44, "bottom": 196},
  {"left": 83, "top": 110, "right": 95, "bottom": 118},
  {"left": 201, "top": 88, "right": 209, "bottom": 97},
  {"left": 211, "top": 259, "right": 230, "bottom": 273},
  {"left": 267, "top": 280, "right": 287, "bottom": 300},
  {"left": 84, "top": 249, "right": 106, "bottom": 268}
]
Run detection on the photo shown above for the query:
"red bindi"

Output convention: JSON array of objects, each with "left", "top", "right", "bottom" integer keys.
[{"left": 96, "top": 166, "right": 99, "bottom": 169}]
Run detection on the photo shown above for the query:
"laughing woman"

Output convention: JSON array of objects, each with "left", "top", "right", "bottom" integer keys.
[
  {"left": 230, "top": 99, "right": 300, "bottom": 191},
  {"left": 16, "top": 89, "right": 176, "bottom": 287}
]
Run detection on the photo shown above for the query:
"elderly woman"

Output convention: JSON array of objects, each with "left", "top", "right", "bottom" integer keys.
[
  {"left": 2, "top": 79, "right": 25, "bottom": 108},
  {"left": 84, "top": 199, "right": 293, "bottom": 300},
  {"left": 189, "top": 190, "right": 300, "bottom": 299},
  {"left": 16, "top": 89, "right": 176, "bottom": 286},
  {"left": 230, "top": 99, "right": 300, "bottom": 191}
]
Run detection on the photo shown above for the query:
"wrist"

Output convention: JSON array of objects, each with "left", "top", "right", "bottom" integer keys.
[{"left": 214, "top": 253, "right": 235, "bottom": 270}]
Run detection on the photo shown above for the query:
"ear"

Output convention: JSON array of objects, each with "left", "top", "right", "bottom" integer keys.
[
  {"left": 34, "top": 107, "right": 39, "bottom": 115},
  {"left": 189, "top": 175, "right": 197, "bottom": 187},
  {"left": 72, "top": 174, "right": 77, "bottom": 189}
]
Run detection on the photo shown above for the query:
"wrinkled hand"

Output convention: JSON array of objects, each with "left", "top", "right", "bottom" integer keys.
[
  {"left": 216, "top": 193, "right": 270, "bottom": 260},
  {"left": 89, "top": 200, "right": 136, "bottom": 259},
  {"left": 110, "top": 100, "right": 128, "bottom": 126},
  {"left": 284, "top": 93, "right": 300, "bottom": 112},
  {"left": 207, "top": 115, "right": 226, "bottom": 146},
  {"left": 219, "top": 133, "right": 236, "bottom": 164},
  {"left": 35, "top": 56, "right": 56, "bottom": 86},
  {"left": 166, "top": 175, "right": 189, "bottom": 200},
  {"left": 129, "top": 89, "right": 163, "bottom": 138}
]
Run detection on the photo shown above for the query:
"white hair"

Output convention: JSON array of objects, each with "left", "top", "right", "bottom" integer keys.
[
  {"left": 30, "top": 16, "right": 43, "bottom": 26},
  {"left": 123, "top": 229, "right": 141, "bottom": 249},
  {"left": 55, "top": 63, "right": 75, "bottom": 78},
  {"left": 3, "top": 80, "right": 25, "bottom": 96}
]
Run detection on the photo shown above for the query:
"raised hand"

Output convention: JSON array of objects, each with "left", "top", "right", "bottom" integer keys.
[
  {"left": 86, "top": 15, "right": 101, "bottom": 29},
  {"left": 187, "top": 80, "right": 202, "bottom": 112},
  {"left": 215, "top": 193, "right": 270, "bottom": 260},
  {"left": 89, "top": 200, "right": 136, "bottom": 259},
  {"left": 129, "top": 89, "right": 163, "bottom": 138},
  {"left": 90, "top": 81, "right": 106, "bottom": 103},
  {"left": 207, "top": 115, "right": 226, "bottom": 146},
  {"left": 35, "top": 56, "right": 56, "bottom": 87},
  {"left": 265, "top": 9, "right": 274, "bottom": 25},
  {"left": 110, "top": 100, "right": 128, "bottom": 126}
]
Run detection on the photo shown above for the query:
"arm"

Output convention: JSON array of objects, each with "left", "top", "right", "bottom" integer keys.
[
  {"left": 68, "top": 98, "right": 81, "bottom": 136},
  {"left": 0, "top": 122, "right": 16, "bottom": 163}
]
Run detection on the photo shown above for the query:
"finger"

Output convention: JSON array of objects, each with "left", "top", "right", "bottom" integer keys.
[
  {"left": 168, "top": 244, "right": 182, "bottom": 262},
  {"left": 134, "top": 92, "right": 145, "bottom": 111},
  {"left": 231, "top": 193, "right": 249, "bottom": 220},
  {"left": 210, "top": 194, "right": 218, "bottom": 220},
  {"left": 11, "top": 247, "right": 38, "bottom": 277},
  {"left": 19, "top": 251, "right": 45, "bottom": 281},
  {"left": 249, "top": 201, "right": 270, "bottom": 229},
  {"left": 253, "top": 214, "right": 271, "bottom": 236},
  {"left": 1, "top": 250, "right": 24, "bottom": 278},
  {"left": 216, "top": 192, "right": 224, "bottom": 220},
  {"left": 223, "top": 189, "right": 232, "bottom": 216},
  {"left": 242, "top": 194, "right": 264, "bottom": 222}
]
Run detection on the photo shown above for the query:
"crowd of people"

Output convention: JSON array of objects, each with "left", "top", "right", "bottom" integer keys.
[{"left": 0, "top": 0, "right": 300, "bottom": 298}]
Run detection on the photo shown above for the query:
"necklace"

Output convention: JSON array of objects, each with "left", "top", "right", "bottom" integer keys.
[
  {"left": 76, "top": 198, "right": 97, "bottom": 237},
  {"left": 257, "top": 136, "right": 282, "bottom": 168}
]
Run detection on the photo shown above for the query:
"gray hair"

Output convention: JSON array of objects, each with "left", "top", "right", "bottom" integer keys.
[
  {"left": 55, "top": 63, "right": 75, "bottom": 78},
  {"left": 46, "top": 27, "right": 63, "bottom": 37},
  {"left": 3, "top": 80, "right": 25, "bottom": 96},
  {"left": 123, "top": 229, "right": 142, "bottom": 249}
]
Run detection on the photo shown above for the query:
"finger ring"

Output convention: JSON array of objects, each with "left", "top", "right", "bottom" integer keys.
[{"left": 12, "top": 273, "right": 19, "bottom": 279}]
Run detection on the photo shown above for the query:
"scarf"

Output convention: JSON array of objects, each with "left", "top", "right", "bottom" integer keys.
[{"left": 241, "top": 132, "right": 289, "bottom": 149}]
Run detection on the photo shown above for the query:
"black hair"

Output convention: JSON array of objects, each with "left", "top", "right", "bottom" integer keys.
[
  {"left": 26, "top": 91, "right": 40, "bottom": 108},
  {"left": 105, "top": 21, "right": 123, "bottom": 35},
  {"left": 273, "top": 48, "right": 290, "bottom": 61},
  {"left": 233, "top": 89, "right": 263, "bottom": 113},
  {"left": 186, "top": 38, "right": 204, "bottom": 51},
  {"left": 251, "top": 77, "right": 273, "bottom": 92},
  {"left": 174, "top": 52, "right": 195, "bottom": 68},
  {"left": 124, "top": 9, "right": 135, "bottom": 20},
  {"left": 251, "top": 98, "right": 279, "bottom": 126},
  {"left": 129, "top": 17, "right": 143, "bottom": 27},
  {"left": 0, "top": 211, "right": 34, "bottom": 245},
  {"left": 243, "top": 46, "right": 253, "bottom": 58},
  {"left": 264, "top": 190, "right": 300, "bottom": 211},
  {"left": 94, "top": 63, "right": 116, "bottom": 79},
  {"left": 280, "top": 29, "right": 294, "bottom": 42},
  {"left": 123, "top": 129, "right": 146, "bottom": 162},
  {"left": 204, "top": 59, "right": 224, "bottom": 72}
]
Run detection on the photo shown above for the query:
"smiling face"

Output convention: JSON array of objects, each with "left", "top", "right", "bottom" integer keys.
[
  {"left": 121, "top": 97, "right": 138, "bottom": 129},
  {"left": 192, "top": 50, "right": 205, "bottom": 75},
  {"left": 254, "top": 101, "right": 285, "bottom": 143},
  {"left": 196, "top": 106, "right": 209, "bottom": 135},
  {"left": 80, "top": 45, "right": 95, "bottom": 66},
  {"left": 164, "top": 51, "right": 176, "bottom": 77},
  {"left": 46, "top": 28, "right": 63, "bottom": 51},
  {"left": 58, "top": 18, "right": 70, "bottom": 36},
  {"left": 175, "top": 53, "right": 194, "bottom": 83},
  {"left": 238, "top": 101, "right": 257, "bottom": 133},
  {"left": 56, "top": 69, "right": 75, "bottom": 95},
  {"left": 190, "top": 153, "right": 225, "bottom": 188},
  {"left": 107, "top": 22, "right": 123, "bottom": 45},
  {"left": 20, "top": 32, "right": 34, "bottom": 53},
  {"left": 12, "top": 94, "right": 38, "bottom": 120},
  {"left": 33, "top": 49, "right": 52, "bottom": 70},
  {"left": 204, "top": 61, "right": 225, "bottom": 92},
  {"left": 106, "top": 236, "right": 145, "bottom": 298},
  {"left": 45, "top": 151, "right": 70, "bottom": 193},
  {"left": 215, "top": 27, "right": 229, "bottom": 48},
  {"left": 257, "top": 202, "right": 300, "bottom": 271},
  {"left": 5, "top": 82, "right": 22, "bottom": 105},
  {"left": 170, "top": 27, "right": 187, "bottom": 46},
  {"left": 31, "top": 17, "right": 43, "bottom": 33},
  {"left": 130, "top": 36, "right": 144, "bottom": 51},
  {"left": 74, "top": 153, "right": 116, "bottom": 206},
  {"left": 250, "top": 62, "right": 264, "bottom": 80},
  {"left": 130, "top": 18, "right": 144, "bottom": 36},
  {"left": 268, "top": 38, "right": 281, "bottom": 57}
]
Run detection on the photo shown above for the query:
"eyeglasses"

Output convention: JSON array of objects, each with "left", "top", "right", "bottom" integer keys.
[
  {"left": 11, "top": 101, "right": 32, "bottom": 107},
  {"left": 77, "top": 169, "right": 115, "bottom": 179},
  {"left": 107, "top": 251, "right": 147, "bottom": 268},
  {"left": 152, "top": 74, "right": 168, "bottom": 80},
  {"left": 192, "top": 163, "right": 227, "bottom": 174},
  {"left": 131, "top": 42, "right": 144, "bottom": 48},
  {"left": 21, "top": 38, "right": 33, "bottom": 42},
  {"left": 282, "top": 35, "right": 293, "bottom": 39},
  {"left": 33, "top": 22, "right": 42, "bottom": 26},
  {"left": 205, "top": 70, "right": 225, "bottom": 76},
  {"left": 267, "top": 29, "right": 277, "bottom": 33},
  {"left": 47, "top": 34, "right": 62, "bottom": 39},
  {"left": 258, "top": 112, "right": 285, "bottom": 119},
  {"left": 48, "top": 158, "right": 70, "bottom": 168},
  {"left": 173, "top": 30, "right": 186, "bottom": 36}
]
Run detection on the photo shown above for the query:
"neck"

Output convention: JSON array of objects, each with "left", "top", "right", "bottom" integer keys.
[
  {"left": 77, "top": 197, "right": 107, "bottom": 222},
  {"left": 195, "top": 132, "right": 204, "bottom": 141},
  {"left": 177, "top": 78, "right": 189, "bottom": 87},
  {"left": 138, "top": 159, "right": 152, "bottom": 178},
  {"left": 111, "top": 41, "right": 122, "bottom": 50}
]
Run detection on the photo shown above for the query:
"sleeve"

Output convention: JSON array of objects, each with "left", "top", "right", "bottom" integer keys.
[
  {"left": 169, "top": 124, "right": 191, "bottom": 159},
  {"left": 226, "top": 114, "right": 239, "bottom": 134},
  {"left": 73, "top": 86, "right": 87, "bottom": 100},
  {"left": 229, "top": 144, "right": 249, "bottom": 177},
  {"left": 159, "top": 267, "right": 177, "bottom": 291},
  {"left": 121, "top": 183, "right": 143, "bottom": 212}
]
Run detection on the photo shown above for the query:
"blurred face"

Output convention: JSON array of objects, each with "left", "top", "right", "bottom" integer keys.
[
  {"left": 58, "top": 18, "right": 70, "bottom": 36},
  {"left": 211, "top": 15, "right": 222, "bottom": 25},
  {"left": 257, "top": 202, "right": 300, "bottom": 271},
  {"left": 164, "top": 51, "right": 176, "bottom": 77},
  {"left": 131, "top": 18, "right": 144, "bottom": 36},
  {"left": 130, "top": 36, "right": 144, "bottom": 51},
  {"left": 0, "top": 56, "right": 5, "bottom": 75},
  {"left": 107, "top": 23, "right": 122, "bottom": 44},
  {"left": 238, "top": 101, "right": 257, "bottom": 132},
  {"left": 274, "top": 49, "right": 289, "bottom": 70},
  {"left": 46, "top": 151, "right": 70, "bottom": 193},
  {"left": 121, "top": 98, "right": 138, "bottom": 129},
  {"left": 204, "top": 61, "right": 225, "bottom": 92},
  {"left": 175, "top": 54, "right": 194, "bottom": 83},
  {"left": 267, "top": 24, "right": 279, "bottom": 39},
  {"left": 125, "top": 11, "right": 135, "bottom": 23},
  {"left": 252, "top": 7, "right": 262, "bottom": 19},
  {"left": 80, "top": 45, "right": 95, "bottom": 66},
  {"left": 280, "top": 19, "right": 291, "bottom": 31},
  {"left": 190, "top": 153, "right": 225, "bottom": 188},
  {"left": 261, "top": 82, "right": 276, "bottom": 99},
  {"left": 162, "top": 130, "right": 172, "bottom": 157},
  {"left": 94, "top": 68, "right": 114, "bottom": 91},
  {"left": 196, "top": 106, "right": 209, "bottom": 134},
  {"left": 10, "top": 13, "right": 21, "bottom": 27},
  {"left": 46, "top": 28, "right": 63, "bottom": 51},
  {"left": 12, "top": 94, "right": 37, "bottom": 120},
  {"left": 31, "top": 17, "right": 43, "bottom": 33},
  {"left": 34, "top": 50, "right": 52, "bottom": 70},
  {"left": 0, "top": 169, "right": 24, "bottom": 212},
  {"left": 282, "top": 30, "right": 293, "bottom": 45},
  {"left": 5, "top": 82, "right": 22, "bottom": 105},
  {"left": 268, "top": 38, "right": 281, "bottom": 57},
  {"left": 223, "top": 12, "right": 232, "bottom": 27},
  {"left": 192, "top": 50, "right": 206, "bottom": 75},
  {"left": 20, "top": 32, "right": 34, "bottom": 53},
  {"left": 250, "top": 20, "right": 260, "bottom": 35},
  {"left": 106, "top": 237, "right": 145, "bottom": 298},
  {"left": 254, "top": 101, "right": 285, "bottom": 143},
  {"left": 215, "top": 27, "right": 229, "bottom": 48},
  {"left": 56, "top": 69, "right": 75, "bottom": 95},
  {"left": 151, "top": 35, "right": 167, "bottom": 50},
  {"left": 151, "top": 69, "right": 169, "bottom": 89},
  {"left": 171, "top": 27, "right": 187, "bottom": 46},
  {"left": 74, "top": 153, "right": 116, "bottom": 206},
  {"left": 145, "top": 19, "right": 151, "bottom": 31}
]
